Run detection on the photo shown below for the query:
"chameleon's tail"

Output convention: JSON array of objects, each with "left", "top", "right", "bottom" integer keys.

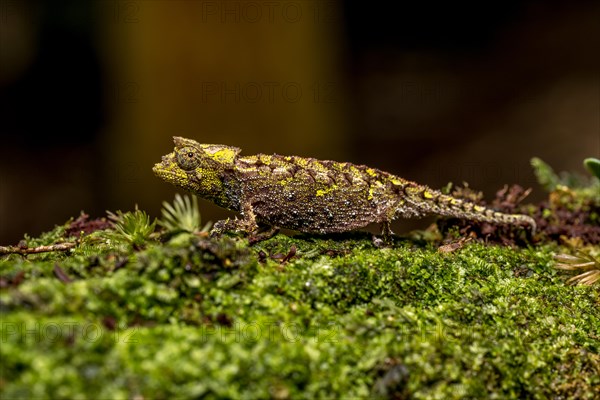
[{"left": 402, "top": 185, "right": 537, "bottom": 234}]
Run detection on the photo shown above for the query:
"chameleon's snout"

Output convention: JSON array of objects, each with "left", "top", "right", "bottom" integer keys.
[
  {"left": 153, "top": 153, "right": 175, "bottom": 175},
  {"left": 152, "top": 151, "right": 191, "bottom": 190},
  {"left": 151, "top": 162, "right": 164, "bottom": 177}
]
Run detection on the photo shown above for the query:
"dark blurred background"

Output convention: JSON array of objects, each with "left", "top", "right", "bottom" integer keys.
[{"left": 1, "top": 0, "right": 599, "bottom": 243}]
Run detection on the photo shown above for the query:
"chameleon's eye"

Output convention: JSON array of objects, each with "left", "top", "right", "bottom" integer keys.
[{"left": 176, "top": 147, "right": 199, "bottom": 171}]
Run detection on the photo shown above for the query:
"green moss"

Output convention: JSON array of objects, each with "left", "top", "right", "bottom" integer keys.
[{"left": 1, "top": 218, "right": 598, "bottom": 399}]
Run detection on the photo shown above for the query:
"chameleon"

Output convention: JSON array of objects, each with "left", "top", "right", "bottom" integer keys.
[{"left": 153, "top": 137, "right": 536, "bottom": 243}]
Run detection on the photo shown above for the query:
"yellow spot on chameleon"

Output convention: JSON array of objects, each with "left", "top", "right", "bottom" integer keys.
[
  {"left": 295, "top": 158, "right": 309, "bottom": 168},
  {"left": 201, "top": 145, "right": 240, "bottom": 164},
  {"left": 210, "top": 148, "right": 237, "bottom": 163},
  {"left": 277, "top": 177, "right": 293, "bottom": 186},
  {"left": 366, "top": 168, "right": 378, "bottom": 177},
  {"left": 405, "top": 187, "right": 420, "bottom": 195},
  {"left": 316, "top": 185, "right": 337, "bottom": 197},
  {"left": 309, "top": 161, "right": 329, "bottom": 174},
  {"left": 349, "top": 166, "right": 362, "bottom": 176}
]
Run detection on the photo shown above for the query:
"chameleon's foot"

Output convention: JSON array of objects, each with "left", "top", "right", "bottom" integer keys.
[
  {"left": 372, "top": 235, "right": 385, "bottom": 248},
  {"left": 210, "top": 217, "right": 257, "bottom": 238},
  {"left": 248, "top": 226, "right": 280, "bottom": 244},
  {"left": 373, "top": 221, "right": 394, "bottom": 248},
  {"left": 372, "top": 234, "right": 394, "bottom": 248},
  {"left": 210, "top": 218, "right": 277, "bottom": 243}
]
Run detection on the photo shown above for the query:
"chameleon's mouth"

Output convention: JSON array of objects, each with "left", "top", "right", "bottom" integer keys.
[{"left": 152, "top": 153, "right": 187, "bottom": 185}]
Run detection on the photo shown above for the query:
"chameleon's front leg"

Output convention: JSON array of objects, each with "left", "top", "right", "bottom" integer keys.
[
  {"left": 247, "top": 226, "right": 280, "bottom": 244},
  {"left": 211, "top": 200, "right": 259, "bottom": 237},
  {"left": 211, "top": 217, "right": 254, "bottom": 237}
]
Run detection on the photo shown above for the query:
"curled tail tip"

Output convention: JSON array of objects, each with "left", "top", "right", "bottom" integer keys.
[
  {"left": 528, "top": 218, "right": 537, "bottom": 236},
  {"left": 517, "top": 215, "right": 537, "bottom": 235}
]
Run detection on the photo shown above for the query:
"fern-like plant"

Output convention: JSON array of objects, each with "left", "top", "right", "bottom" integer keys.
[
  {"left": 554, "top": 252, "right": 600, "bottom": 286},
  {"left": 159, "top": 194, "right": 210, "bottom": 234},
  {"left": 107, "top": 208, "right": 156, "bottom": 249}
]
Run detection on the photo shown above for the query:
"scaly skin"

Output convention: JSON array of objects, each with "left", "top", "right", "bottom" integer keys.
[{"left": 153, "top": 137, "right": 536, "bottom": 242}]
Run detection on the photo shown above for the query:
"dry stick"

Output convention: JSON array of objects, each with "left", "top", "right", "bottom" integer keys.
[{"left": 0, "top": 242, "right": 77, "bottom": 255}]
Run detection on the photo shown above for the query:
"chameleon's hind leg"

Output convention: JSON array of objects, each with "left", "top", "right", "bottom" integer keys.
[{"left": 373, "top": 221, "right": 394, "bottom": 248}]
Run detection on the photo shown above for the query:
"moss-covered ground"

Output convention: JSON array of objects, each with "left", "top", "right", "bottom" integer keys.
[{"left": 1, "top": 221, "right": 598, "bottom": 399}]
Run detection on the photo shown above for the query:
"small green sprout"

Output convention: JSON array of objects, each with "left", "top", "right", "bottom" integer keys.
[
  {"left": 159, "top": 194, "right": 211, "bottom": 234},
  {"left": 531, "top": 157, "right": 561, "bottom": 191},
  {"left": 554, "top": 252, "right": 600, "bottom": 286},
  {"left": 107, "top": 208, "right": 156, "bottom": 249},
  {"left": 583, "top": 157, "right": 600, "bottom": 180}
]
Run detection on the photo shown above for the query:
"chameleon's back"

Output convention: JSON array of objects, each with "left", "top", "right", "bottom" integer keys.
[{"left": 234, "top": 153, "right": 405, "bottom": 233}]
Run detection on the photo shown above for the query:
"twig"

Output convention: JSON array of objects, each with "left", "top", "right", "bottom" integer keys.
[{"left": 0, "top": 242, "right": 77, "bottom": 255}]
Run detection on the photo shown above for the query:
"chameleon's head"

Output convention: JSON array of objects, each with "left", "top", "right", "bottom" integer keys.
[{"left": 153, "top": 137, "right": 240, "bottom": 199}]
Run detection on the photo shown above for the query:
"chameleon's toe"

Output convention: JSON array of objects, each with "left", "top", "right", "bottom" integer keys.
[
  {"left": 248, "top": 227, "right": 280, "bottom": 244},
  {"left": 372, "top": 235, "right": 393, "bottom": 248},
  {"left": 210, "top": 219, "right": 231, "bottom": 237}
]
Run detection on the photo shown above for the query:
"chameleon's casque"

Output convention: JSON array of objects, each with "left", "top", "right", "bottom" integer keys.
[{"left": 153, "top": 137, "right": 536, "bottom": 241}]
